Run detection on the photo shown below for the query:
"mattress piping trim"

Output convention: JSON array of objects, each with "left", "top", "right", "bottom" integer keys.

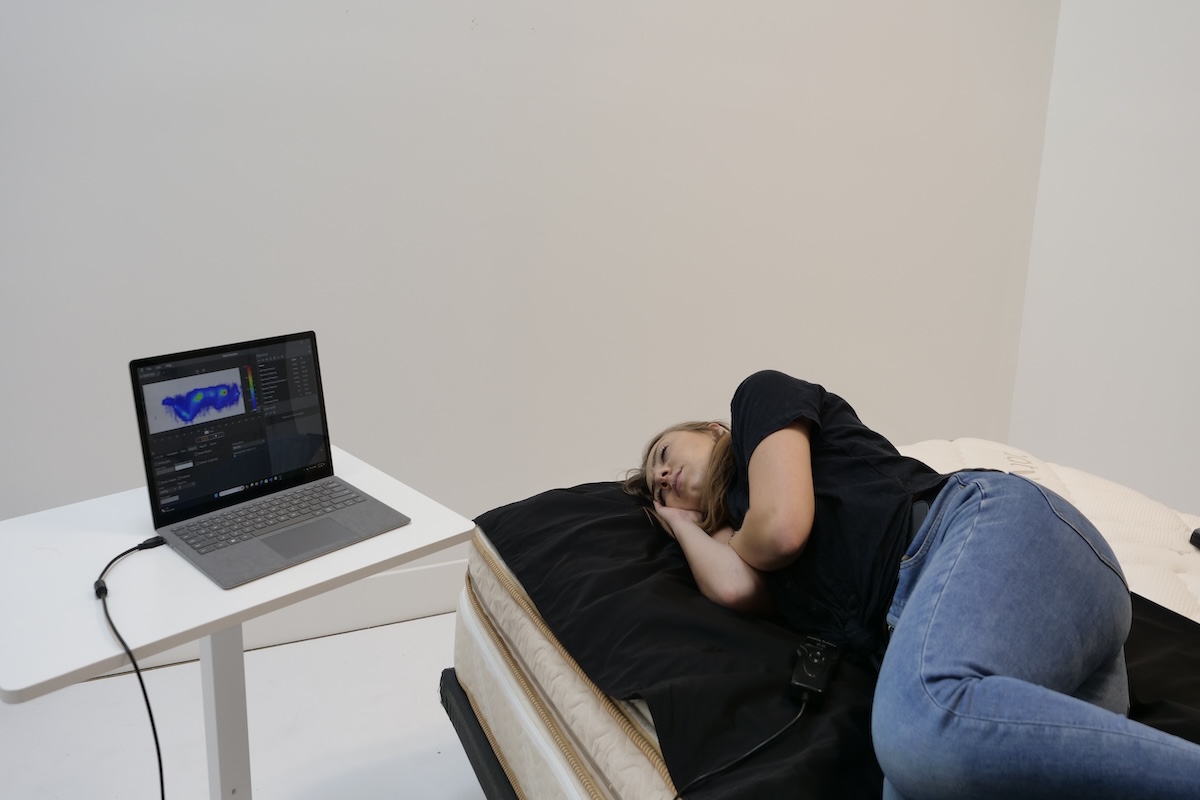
[
  {"left": 457, "top": 669, "right": 528, "bottom": 800},
  {"left": 471, "top": 529, "right": 675, "bottom": 791},
  {"left": 466, "top": 575, "right": 609, "bottom": 800}
]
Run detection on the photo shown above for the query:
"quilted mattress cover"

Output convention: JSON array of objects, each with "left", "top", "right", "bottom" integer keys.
[{"left": 452, "top": 438, "right": 1200, "bottom": 799}]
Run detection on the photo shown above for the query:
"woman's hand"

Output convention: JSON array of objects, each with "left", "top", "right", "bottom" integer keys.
[{"left": 653, "top": 502, "right": 703, "bottom": 540}]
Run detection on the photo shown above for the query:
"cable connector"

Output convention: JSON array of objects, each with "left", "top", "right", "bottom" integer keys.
[
  {"left": 93, "top": 540, "right": 167, "bottom": 800},
  {"left": 790, "top": 636, "right": 839, "bottom": 703}
]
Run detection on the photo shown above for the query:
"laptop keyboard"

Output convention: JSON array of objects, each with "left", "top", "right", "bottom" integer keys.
[{"left": 171, "top": 480, "right": 366, "bottom": 555}]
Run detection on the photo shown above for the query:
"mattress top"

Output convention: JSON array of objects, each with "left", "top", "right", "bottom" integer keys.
[{"left": 899, "top": 438, "right": 1200, "bottom": 622}]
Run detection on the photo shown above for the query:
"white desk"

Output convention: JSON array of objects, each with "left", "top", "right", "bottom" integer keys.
[{"left": 0, "top": 447, "right": 475, "bottom": 799}]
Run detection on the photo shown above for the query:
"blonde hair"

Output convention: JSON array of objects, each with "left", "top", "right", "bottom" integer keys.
[{"left": 622, "top": 421, "right": 735, "bottom": 533}]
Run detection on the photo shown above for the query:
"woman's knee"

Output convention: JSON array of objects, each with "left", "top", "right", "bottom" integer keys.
[
  {"left": 873, "top": 707, "right": 958, "bottom": 799},
  {"left": 872, "top": 670, "right": 1000, "bottom": 799},
  {"left": 871, "top": 669, "right": 946, "bottom": 793}
]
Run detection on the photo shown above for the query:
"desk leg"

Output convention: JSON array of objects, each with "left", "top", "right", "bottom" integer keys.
[{"left": 200, "top": 624, "right": 253, "bottom": 800}]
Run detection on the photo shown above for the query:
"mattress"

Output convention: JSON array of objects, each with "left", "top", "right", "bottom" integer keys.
[
  {"left": 446, "top": 438, "right": 1200, "bottom": 799},
  {"left": 453, "top": 531, "right": 674, "bottom": 799}
]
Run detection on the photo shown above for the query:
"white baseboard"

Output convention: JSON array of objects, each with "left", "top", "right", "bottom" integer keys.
[{"left": 102, "top": 557, "right": 468, "bottom": 675}]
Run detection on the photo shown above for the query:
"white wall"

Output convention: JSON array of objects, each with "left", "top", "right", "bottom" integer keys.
[
  {"left": 1012, "top": 1, "right": 1200, "bottom": 513},
  {"left": 0, "top": 3, "right": 1059, "bottom": 638}
]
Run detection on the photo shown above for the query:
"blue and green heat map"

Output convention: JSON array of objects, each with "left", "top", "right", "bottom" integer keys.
[{"left": 162, "top": 382, "right": 242, "bottom": 424}]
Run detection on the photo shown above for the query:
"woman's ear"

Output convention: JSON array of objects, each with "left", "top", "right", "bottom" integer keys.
[{"left": 707, "top": 421, "right": 729, "bottom": 438}]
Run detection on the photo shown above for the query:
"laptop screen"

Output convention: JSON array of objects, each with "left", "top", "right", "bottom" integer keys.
[{"left": 130, "top": 332, "right": 334, "bottom": 529}]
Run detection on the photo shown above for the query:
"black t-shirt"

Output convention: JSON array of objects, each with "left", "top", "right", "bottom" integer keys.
[{"left": 726, "top": 370, "right": 948, "bottom": 655}]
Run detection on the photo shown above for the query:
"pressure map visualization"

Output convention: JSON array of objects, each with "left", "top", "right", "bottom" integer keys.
[{"left": 162, "top": 382, "right": 243, "bottom": 424}]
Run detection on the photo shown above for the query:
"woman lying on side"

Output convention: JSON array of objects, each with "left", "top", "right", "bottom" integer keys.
[{"left": 624, "top": 370, "right": 1200, "bottom": 800}]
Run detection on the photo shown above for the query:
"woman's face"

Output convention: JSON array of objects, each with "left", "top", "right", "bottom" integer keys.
[{"left": 644, "top": 428, "right": 718, "bottom": 511}]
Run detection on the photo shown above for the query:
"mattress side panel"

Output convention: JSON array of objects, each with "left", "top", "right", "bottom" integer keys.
[
  {"left": 459, "top": 536, "right": 675, "bottom": 800},
  {"left": 454, "top": 591, "right": 590, "bottom": 800}
]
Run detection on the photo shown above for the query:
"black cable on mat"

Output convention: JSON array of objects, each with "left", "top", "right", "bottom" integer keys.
[
  {"left": 94, "top": 536, "right": 167, "bottom": 800},
  {"left": 672, "top": 695, "right": 809, "bottom": 799}
]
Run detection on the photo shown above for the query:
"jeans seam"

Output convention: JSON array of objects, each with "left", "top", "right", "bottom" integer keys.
[
  {"left": 914, "top": 682, "right": 1200, "bottom": 753},
  {"left": 915, "top": 472, "right": 1132, "bottom": 726},
  {"left": 917, "top": 474, "right": 983, "bottom": 716},
  {"left": 1022, "top": 477, "right": 1129, "bottom": 591}
]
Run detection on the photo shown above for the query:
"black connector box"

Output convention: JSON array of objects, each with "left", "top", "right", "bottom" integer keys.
[{"left": 790, "top": 635, "right": 840, "bottom": 701}]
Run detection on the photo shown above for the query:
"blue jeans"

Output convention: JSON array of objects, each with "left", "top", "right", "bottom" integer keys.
[{"left": 872, "top": 471, "right": 1200, "bottom": 799}]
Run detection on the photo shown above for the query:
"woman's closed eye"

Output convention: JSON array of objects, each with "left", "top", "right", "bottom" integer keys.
[{"left": 655, "top": 444, "right": 669, "bottom": 502}]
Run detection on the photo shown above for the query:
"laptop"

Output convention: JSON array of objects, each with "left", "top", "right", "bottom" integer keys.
[{"left": 129, "top": 331, "right": 410, "bottom": 589}]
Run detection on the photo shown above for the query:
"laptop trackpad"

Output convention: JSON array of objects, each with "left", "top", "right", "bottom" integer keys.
[{"left": 263, "top": 518, "right": 355, "bottom": 559}]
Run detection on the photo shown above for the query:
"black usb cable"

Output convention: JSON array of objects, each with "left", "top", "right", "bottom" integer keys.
[
  {"left": 672, "top": 637, "right": 839, "bottom": 798},
  {"left": 671, "top": 695, "right": 810, "bottom": 799},
  {"left": 94, "top": 536, "right": 168, "bottom": 800}
]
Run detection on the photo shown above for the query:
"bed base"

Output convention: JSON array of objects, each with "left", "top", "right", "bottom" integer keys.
[{"left": 439, "top": 668, "right": 520, "bottom": 800}]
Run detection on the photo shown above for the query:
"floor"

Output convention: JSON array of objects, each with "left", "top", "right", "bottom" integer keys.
[{"left": 0, "top": 612, "right": 486, "bottom": 800}]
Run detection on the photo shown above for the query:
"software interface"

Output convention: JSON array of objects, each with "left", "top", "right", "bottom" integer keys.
[{"left": 136, "top": 339, "right": 329, "bottom": 516}]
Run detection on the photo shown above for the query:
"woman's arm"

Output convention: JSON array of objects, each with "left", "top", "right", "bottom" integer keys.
[
  {"left": 728, "top": 421, "right": 815, "bottom": 571},
  {"left": 655, "top": 504, "right": 772, "bottom": 615}
]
